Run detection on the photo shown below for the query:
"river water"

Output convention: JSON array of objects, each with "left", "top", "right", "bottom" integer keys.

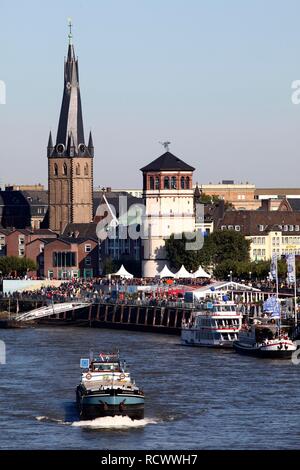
[{"left": 0, "top": 326, "right": 299, "bottom": 450}]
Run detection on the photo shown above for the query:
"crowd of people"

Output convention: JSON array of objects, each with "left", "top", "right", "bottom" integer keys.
[{"left": 0, "top": 276, "right": 211, "bottom": 305}]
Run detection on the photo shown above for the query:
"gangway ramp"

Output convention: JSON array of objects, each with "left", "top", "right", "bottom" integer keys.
[{"left": 15, "top": 302, "right": 91, "bottom": 322}]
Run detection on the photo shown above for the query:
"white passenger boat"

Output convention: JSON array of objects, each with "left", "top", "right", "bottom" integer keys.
[{"left": 181, "top": 299, "right": 242, "bottom": 348}]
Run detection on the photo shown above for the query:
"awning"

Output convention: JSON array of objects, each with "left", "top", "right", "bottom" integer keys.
[
  {"left": 174, "top": 265, "right": 192, "bottom": 279},
  {"left": 112, "top": 264, "right": 134, "bottom": 279},
  {"left": 159, "top": 265, "right": 175, "bottom": 278},
  {"left": 192, "top": 266, "right": 211, "bottom": 278}
]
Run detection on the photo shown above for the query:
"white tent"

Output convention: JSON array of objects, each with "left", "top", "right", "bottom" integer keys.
[
  {"left": 159, "top": 265, "right": 175, "bottom": 278},
  {"left": 112, "top": 264, "right": 134, "bottom": 279},
  {"left": 174, "top": 265, "right": 192, "bottom": 279},
  {"left": 192, "top": 266, "right": 211, "bottom": 278}
]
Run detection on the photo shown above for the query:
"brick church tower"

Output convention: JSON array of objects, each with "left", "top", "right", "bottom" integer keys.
[{"left": 48, "top": 24, "right": 94, "bottom": 233}]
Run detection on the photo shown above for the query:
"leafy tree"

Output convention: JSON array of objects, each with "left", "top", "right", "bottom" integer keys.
[
  {"left": 165, "top": 230, "right": 250, "bottom": 272},
  {"left": 165, "top": 234, "right": 202, "bottom": 272},
  {"left": 0, "top": 256, "right": 36, "bottom": 277},
  {"left": 208, "top": 230, "right": 250, "bottom": 264}
]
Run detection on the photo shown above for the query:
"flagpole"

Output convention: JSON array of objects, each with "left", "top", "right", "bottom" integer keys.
[
  {"left": 276, "top": 256, "right": 280, "bottom": 336},
  {"left": 294, "top": 259, "right": 297, "bottom": 328}
]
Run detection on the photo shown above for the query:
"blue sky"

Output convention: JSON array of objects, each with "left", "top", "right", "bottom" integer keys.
[{"left": 1, "top": 0, "right": 300, "bottom": 188}]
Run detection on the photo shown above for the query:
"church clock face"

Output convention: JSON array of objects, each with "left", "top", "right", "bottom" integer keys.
[
  {"left": 56, "top": 144, "right": 65, "bottom": 154},
  {"left": 66, "top": 82, "right": 71, "bottom": 90},
  {"left": 78, "top": 143, "right": 85, "bottom": 153}
]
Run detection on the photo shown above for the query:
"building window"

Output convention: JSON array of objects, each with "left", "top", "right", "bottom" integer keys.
[
  {"left": 171, "top": 176, "right": 177, "bottom": 189},
  {"left": 63, "top": 163, "right": 67, "bottom": 176},
  {"left": 164, "top": 177, "right": 170, "bottom": 189},
  {"left": 221, "top": 225, "right": 226, "bottom": 230},
  {"left": 19, "top": 236, "right": 25, "bottom": 246},
  {"left": 186, "top": 176, "right": 190, "bottom": 189},
  {"left": 149, "top": 176, "right": 154, "bottom": 190},
  {"left": 235, "top": 225, "right": 240, "bottom": 231},
  {"left": 181, "top": 176, "right": 185, "bottom": 189},
  {"left": 53, "top": 251, "right": 76, "bottom": 267},
  {"left": 228, "top": 225, "right": 234, "bottom": 230},
  {"left": 76, "top": 163, "right": 80, "bottom": 175},
  {"left": 289, "top": 225, "right": 294, "bottom": 231},
  {"left": 258, "top": 225, "right": 264, "bottom": 232},
  {"left": 155, "top": 177, "right": 160, "bottom": 190},
  {"left": 85, "top": 256, "right": 91, "bottom": 266},
  {"left": 84, "top": 163, "right": 88, "bottom": 176},
  {"left": 85, "top": 244, "right": 92, "bottom": 253},
  {"left": 19, "top": 248, "right": 25, "bottom": 257},
  {"left": 54, "top": 163, "right": 58, "bottom": 176}
]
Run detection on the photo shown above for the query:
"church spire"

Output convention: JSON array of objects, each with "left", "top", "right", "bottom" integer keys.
[
  {"left": 88, "top": 131, "right": 94, "bottom": 157},
  {"left": 54, "top": 21, "right": 86, "bottom": 156}
]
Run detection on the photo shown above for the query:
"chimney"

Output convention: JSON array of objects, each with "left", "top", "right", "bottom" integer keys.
[{"left": 261, "top": 199, "right": 271, "bottom": 211}]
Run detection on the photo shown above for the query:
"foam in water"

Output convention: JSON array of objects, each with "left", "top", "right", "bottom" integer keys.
[
  {"left": 35, "top": 416, "right": 69, "bottom": 425},
  {"left": 71, "top": 416, "right": 158, "bottom": 429}
]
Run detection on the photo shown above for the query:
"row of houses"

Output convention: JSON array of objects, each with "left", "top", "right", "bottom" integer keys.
[{"left": 2, "top": 190, "right": 300, "bottom": 278}]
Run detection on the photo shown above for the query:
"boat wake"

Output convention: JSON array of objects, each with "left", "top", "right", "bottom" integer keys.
[
  {"left": 71, "top": 416, "right": 158, "bottom": 429},
  {"left": 36, "top": 416, "right": 70, "bottom": 425},
  {"left": 36, "top": 415, "right": 158, "bottom": 429}
]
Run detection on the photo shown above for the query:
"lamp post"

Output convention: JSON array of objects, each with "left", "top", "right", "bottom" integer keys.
[
  {"left": 249, "top": 271, "right": 252, "bottom": 282},
  {"left": 228, "top": 270, "right": 233, "bottom": 283}
]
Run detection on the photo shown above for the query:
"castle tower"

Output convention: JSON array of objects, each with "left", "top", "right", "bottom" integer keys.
[
  {"left": 48, "top": 24, "right": 94, "bottom": 233},
  {"left": 140, "top": 149, "right": 195, "bottom": 277}
]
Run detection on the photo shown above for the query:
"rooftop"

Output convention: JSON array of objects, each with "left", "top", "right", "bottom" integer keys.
[{"left": 140, "top": 151, "right": 195, "bottom": 172}]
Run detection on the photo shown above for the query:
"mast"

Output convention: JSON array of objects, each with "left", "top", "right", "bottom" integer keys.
[
  {"left": 294, "top": 272, "right": 297, "bottom": 328},
  {"left": 276, "top": 257, "right": 281, "bottom": 336}
]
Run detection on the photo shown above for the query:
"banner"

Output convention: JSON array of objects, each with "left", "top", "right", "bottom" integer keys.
[
  {"left": 286, "top": 253, "right": 296, "bottom": 284},
  {"left": 270, "top": 254, "right": 277, "bottom": 281},
  {"left": 263, "top": 296, "right": 281, "bottom": 318}
]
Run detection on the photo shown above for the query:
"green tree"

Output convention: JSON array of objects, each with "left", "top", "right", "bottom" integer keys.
[
  {"left": 165, "top": 230, "right": 250, "bottom": 272},
  {"left": 208, "top": 230, "right": 250, "bottom": 264},
  {"left": 0, "top": 256, "right": 36, "bottom": 277}
]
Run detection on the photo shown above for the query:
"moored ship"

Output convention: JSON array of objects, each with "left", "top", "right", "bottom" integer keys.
[
  {"left": 181, "top": 299, "right": 242, "bottom": 348},
  {"left": 76, "top": 352, "right": 145, "bottom": 420},
  {"left": 233, "top": 323, "right": 297, "bottom": 358}
]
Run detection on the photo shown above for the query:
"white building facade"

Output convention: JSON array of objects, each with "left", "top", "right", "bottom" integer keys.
[{"left": 140, "top": 151, "right": 196, "bottom": 277}]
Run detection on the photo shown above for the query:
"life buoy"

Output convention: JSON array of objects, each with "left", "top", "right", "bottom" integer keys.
[
  {"left": 86, "top": 373, "right": 92, "bottom": 380},
  {"left": 119, "top": 373, "right": 125, "bottom": 380}
]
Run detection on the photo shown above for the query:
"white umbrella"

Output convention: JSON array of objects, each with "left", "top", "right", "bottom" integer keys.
[
  {"left": 174, "top": 265, "right": 192, "bottom": 279},
  {"left": 159, "top": 265, "right": 175, "bottom": 278},
  {"left": 192, "top": 266, "right": 211, "bottom": 278},
  {"left": 112, "top": 264, "right": 134, "bottom": 279}
]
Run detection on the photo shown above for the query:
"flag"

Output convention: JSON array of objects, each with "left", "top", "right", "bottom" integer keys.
[
  {"left": 263, "top": 296, "right": 281, "bottom": 318},
  {"left": 286, "top": 253, "right": 296, "bottom": 284},
  {"left": 99, "top": 352, "right": 105, "bottom": 362},
  {"left": 271, "top": 300, "right": 281, "bottom": 319},
  {"left": 270, "top": 254, "right": 277, "bottom": 281},
  {"left": 263, "top": 296, "right": 277, "bottom": 313}
]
